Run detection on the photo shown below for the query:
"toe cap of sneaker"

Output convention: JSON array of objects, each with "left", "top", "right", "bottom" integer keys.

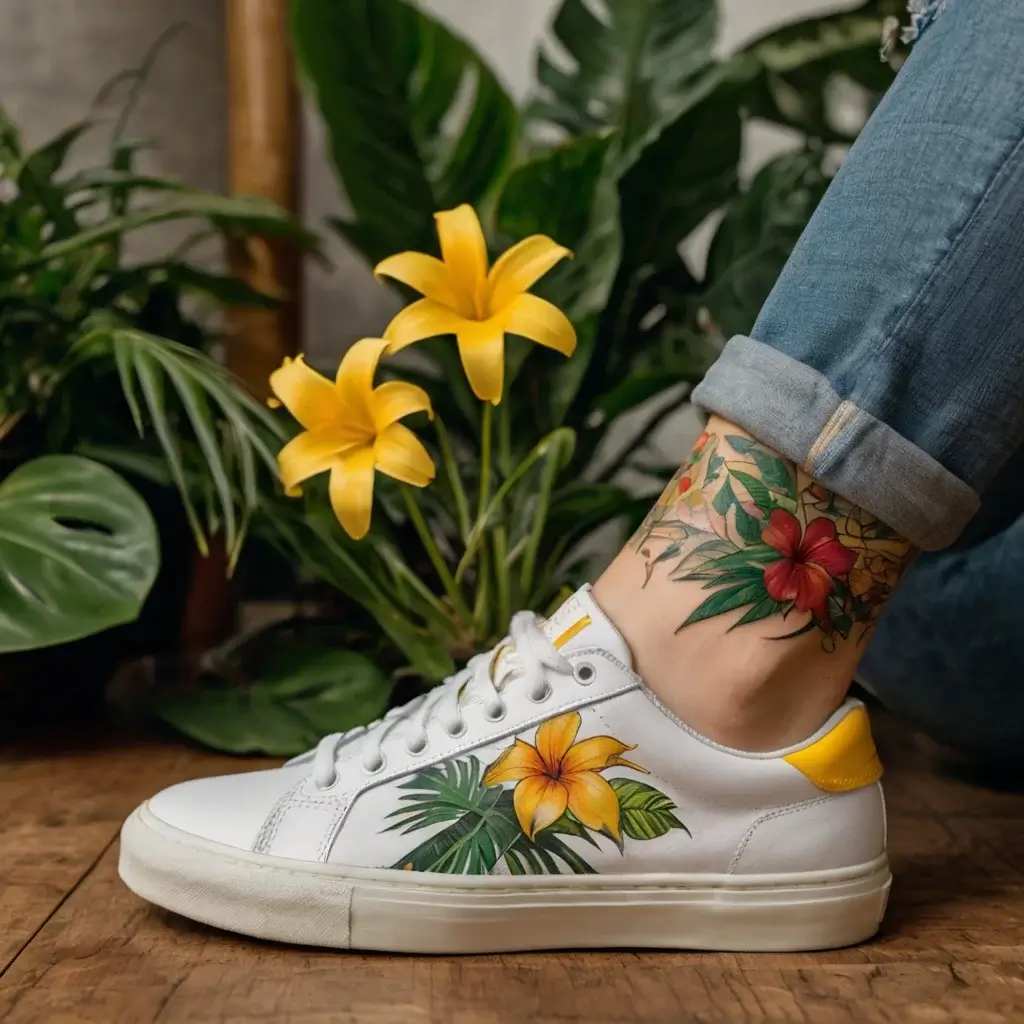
[{"left": 146, "top": 765, "right": 309, "bottom": 851}]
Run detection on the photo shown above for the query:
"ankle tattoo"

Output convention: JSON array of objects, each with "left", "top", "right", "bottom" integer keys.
[{"left": 631, "top": 431, "right": 913, "bottom": 650}]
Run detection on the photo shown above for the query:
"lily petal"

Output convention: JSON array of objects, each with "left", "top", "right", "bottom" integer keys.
[
  {"left": 328, "top": 445, "right": 376, "bottom": 540},
  {"left": 268, "top": 354, "right": 340, "bottom": 431},
  {"left": 563, "top": 770, "right": 621, "bottom": 842},
  {"left": 370, "top": 380, "right": 433, "bottom": 431},
  {"left": 435, "top": 204, "right": 488, "bottom": 316},
  {"left": 373, "top": 251, "right": 461, "bottom": 308},
  {"left": 456, "top": 319, "right": 505, "bottom": 405},
  {"left": 483, "top": 739, "right": 547, "bottom": 787},
  {"left": 513, "top": 775, "right": 569, "bottom": 840},
  {"left": 277, "top": 425, "right": 366, "bottom": 492},
  {"left": 335, "top": 338, "right": 389, "bottom": 430},
  {"left": 383, "top": 298, "right": 469, "bottom": 354},
  {"left": 486, "top": 235, "right": 572, "bottom": 313},
  {"left": 503, "top": 293, "right": 577, "bottom": 358},
  {"left": 535, "top": 712, "right": 582, "bottom": 775},
  {"left": 374, "top": 423, "right": 436, "bottom": 487},
  {"left": 561, "top": 736, "right": 647, "bottom": 776}
]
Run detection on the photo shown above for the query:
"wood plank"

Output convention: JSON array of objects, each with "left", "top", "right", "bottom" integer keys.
[
  {"left": 3, "top": 712, "right": 1024, "bottom": 1022},
  {"left": 0, "top": 728, "right": 266, "bottom": 975}
]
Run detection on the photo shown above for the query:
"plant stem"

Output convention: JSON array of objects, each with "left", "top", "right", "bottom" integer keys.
[
  {"left": 401, "top": 485, "right": 472, "bottom": 628},
  {"left": 498, "top": 401, "right": 512, "bottom": 477},
  {"left": 435, "top": 414, "right": 471, "bottom": 542},
  {"left": 477, "top": 402, "right": 493, "bottom": 523},
  {"left": 0, "top": 411, "right": 25, "bottom": 447},
  {"left": 474, "top": 542, "right": 492, "bottom": 640},
  {"left": 493, "top": 526, "right": 511, "bottom": 630},
  {"left": 473, "top": 402, "right": 496, "bottom": 631},
  {"left": 519, "top": 438, "right": 567, "bottom": 601}
]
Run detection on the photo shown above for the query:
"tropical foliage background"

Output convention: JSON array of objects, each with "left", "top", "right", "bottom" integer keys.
[
  {"left": 0, "top": 44, "right": 313, "bottom": 663},
  {"left": 163, "top": 0, "right": 900, "bottom": 755},
  {"left": 2, "top": 0, "right": 909, "bottom": 753}
]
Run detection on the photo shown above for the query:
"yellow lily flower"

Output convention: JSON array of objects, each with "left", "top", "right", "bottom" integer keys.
[
  {"left": 270, "top": 339, "right": 435, "bottom": 540},
  {"left": 374, "top": 204, "right": 577, "bottom": 405},
  {"left": 483, "top": 711, "right": 646, "bottom": 842}
]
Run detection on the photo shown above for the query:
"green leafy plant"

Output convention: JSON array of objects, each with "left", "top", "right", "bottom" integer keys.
[
  {"left": 153, "top": 628, "right": 392, "bottom": 756},
  {"left": 0, "top": 48, "right": 316, "bottom": 655},
  {"left": 284, "top": 7, "right": 891, "bottom": 616}
]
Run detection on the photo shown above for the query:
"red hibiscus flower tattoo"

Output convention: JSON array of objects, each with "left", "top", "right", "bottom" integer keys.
[{"left": 761, "top": 510, "right": 856, "bottom": 620}]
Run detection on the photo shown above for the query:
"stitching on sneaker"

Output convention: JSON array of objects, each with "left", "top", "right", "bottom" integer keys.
[
  {"left": 253, "top": 780, "right": 304, "bottom": 854},
  {"left": 728, "top": 797, "right": 834, "bottom": 873},
  {"left": 317, "top": 797, "right": 354, "bottom": 862}
]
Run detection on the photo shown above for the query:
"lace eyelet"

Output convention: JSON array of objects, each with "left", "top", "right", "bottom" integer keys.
[
  {"left": 446, "top": 719, "right": 468, "bottom": 738},
  {"left": 573, "top": 662, "right": 596, "bottom": 684},
  {"left": 484, "top": 701, "right": 507, "bottom": 723},
  {"left": 528, "top": 682, "right": 553, "bottom": 703},
  {"left": 405, "top": 736, "right": 428, "bottom": 755},
  {"left": 361, "top": 754, "right": 386, "bottom": 775},
  {"left": 313, "top": 773, "right": 338, "bottom": 792}
]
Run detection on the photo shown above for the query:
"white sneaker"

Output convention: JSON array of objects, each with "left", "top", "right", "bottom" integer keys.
[{"left": 119, "top": 585, "right": 890, "bottom": 953}]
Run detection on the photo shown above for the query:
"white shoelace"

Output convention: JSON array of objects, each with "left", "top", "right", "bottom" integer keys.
[{"left": 309, "top": 611, "right": 573, "bottom": 789}]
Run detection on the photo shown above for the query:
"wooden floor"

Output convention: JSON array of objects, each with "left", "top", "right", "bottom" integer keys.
[{"left": 2, "top": 710, "right": 1024, "bottom": 1024}]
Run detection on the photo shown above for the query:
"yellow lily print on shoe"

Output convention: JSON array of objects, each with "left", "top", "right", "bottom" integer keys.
[
  {"left": 483, "top": 711, "right": 645, "bottom": 842},
  {"left": 374, "top": 204, "right": 576, "bottom": 404},
  {"left": 269, "top": 338, "right": 435, "bottom": 540},
  {"left": 385, "top": 708, "right": 690, "bottom": 875}
]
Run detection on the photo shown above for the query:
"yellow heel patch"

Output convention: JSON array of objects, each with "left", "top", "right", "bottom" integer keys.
[{"left": 783, "top": 705, "right": 883, "bottom": 792}]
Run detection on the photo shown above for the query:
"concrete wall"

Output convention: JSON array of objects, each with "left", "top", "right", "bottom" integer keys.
[{"left": 1, "top": 0, "right": 854, "bottom": 361}]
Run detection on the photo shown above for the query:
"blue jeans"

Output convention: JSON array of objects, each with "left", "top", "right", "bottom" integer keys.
[{"left": 692, "top": 0, "right": 1024, "bottom": 757}]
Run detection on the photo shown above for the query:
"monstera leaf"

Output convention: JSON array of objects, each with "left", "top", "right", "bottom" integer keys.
[
  {"left": 292, "top": 0, "right": 518, "bottom": 263},
  {"left": 742, "top": 6, "right": 895, "bottom": 142},
  {"left": 701, "top": 149, "right": 831, "bottom": 338},
  {"left": 496, "top": 134, "right": 622, "bottom": 431},
  {"left": 0, "top": 455, "right": 158, "bottom": 653},
  {"left": 153, "top": 645, "right": 393, "bottom": 756},
  {"left": 527, "top": 0, "right": 718, "bottom": 163}
]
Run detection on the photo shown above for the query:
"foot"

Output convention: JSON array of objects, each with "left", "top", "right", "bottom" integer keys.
[{"left": 118, "top": 586, "right": 890, "bottom": 953}]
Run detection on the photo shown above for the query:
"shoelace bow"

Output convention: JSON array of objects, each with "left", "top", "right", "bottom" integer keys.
[{"left": 310, "top": 611, "right": 572, "bottom": 789}]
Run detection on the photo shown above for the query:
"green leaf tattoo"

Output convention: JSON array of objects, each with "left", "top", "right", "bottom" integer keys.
[{"left": 632, "top": 431, "right": 913, "bottom": 649}]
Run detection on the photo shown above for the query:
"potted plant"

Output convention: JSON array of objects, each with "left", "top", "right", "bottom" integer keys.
[{"left": 0, "top": 58, "right": 317, "bottom": 723}]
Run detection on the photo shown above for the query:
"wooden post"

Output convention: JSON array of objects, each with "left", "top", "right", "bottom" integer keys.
[
  {"left": 180, "top": 1, "right": 303, "bottom": 659},
  {"left": 224, "top": 0, "right": 302, "bottom": 397}
]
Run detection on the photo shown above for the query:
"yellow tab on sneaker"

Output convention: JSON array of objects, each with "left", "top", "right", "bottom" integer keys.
[
  {"left": 783, "top": 705, "right": 883, "bottom": 792},
  {"left": 539, "top": 585, "right": 633, "bottom": 665},
  {"left": 552, "top": 615, "right": 591, "bottom": 649}
]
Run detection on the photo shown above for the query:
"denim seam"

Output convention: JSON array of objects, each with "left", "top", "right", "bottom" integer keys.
[
  {"left": 807, "top": 401, "right": 858, "bottom": 467},
  {"left": 848, "top": 122, "right": 1024, "bottom": 409}
]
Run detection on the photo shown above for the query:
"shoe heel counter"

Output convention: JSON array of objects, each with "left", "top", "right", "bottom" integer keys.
[
  {"left": 730, "top": 782, "right": 886, "bottom": 874},
  {"left": 782, "top": 704, "right": 883, "bottom": 793}
]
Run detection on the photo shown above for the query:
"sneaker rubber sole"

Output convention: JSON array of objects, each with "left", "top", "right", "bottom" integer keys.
[{"left": 119, "top": 802, "right": 892, "bottom": 954}]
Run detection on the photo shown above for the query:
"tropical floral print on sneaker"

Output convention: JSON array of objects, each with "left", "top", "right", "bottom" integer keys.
[
  {"left": 632, "top": 431, "right": 914, "bottom": 649},
  {"left": 384, "top": 712, "right": 690, "bottom": 874}
]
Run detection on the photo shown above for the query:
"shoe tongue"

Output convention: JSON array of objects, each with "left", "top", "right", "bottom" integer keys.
[{"left": 540, "top": 584, "right": 633, "bottom": 667}]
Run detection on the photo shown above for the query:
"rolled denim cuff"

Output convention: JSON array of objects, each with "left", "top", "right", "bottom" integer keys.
[{"left": 690, "top": 336, "right": 981, "bottom": 551}]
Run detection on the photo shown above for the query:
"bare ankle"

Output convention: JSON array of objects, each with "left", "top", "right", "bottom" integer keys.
[{"left": 593, "top": 417, "right": 913, "bottom": 751}]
